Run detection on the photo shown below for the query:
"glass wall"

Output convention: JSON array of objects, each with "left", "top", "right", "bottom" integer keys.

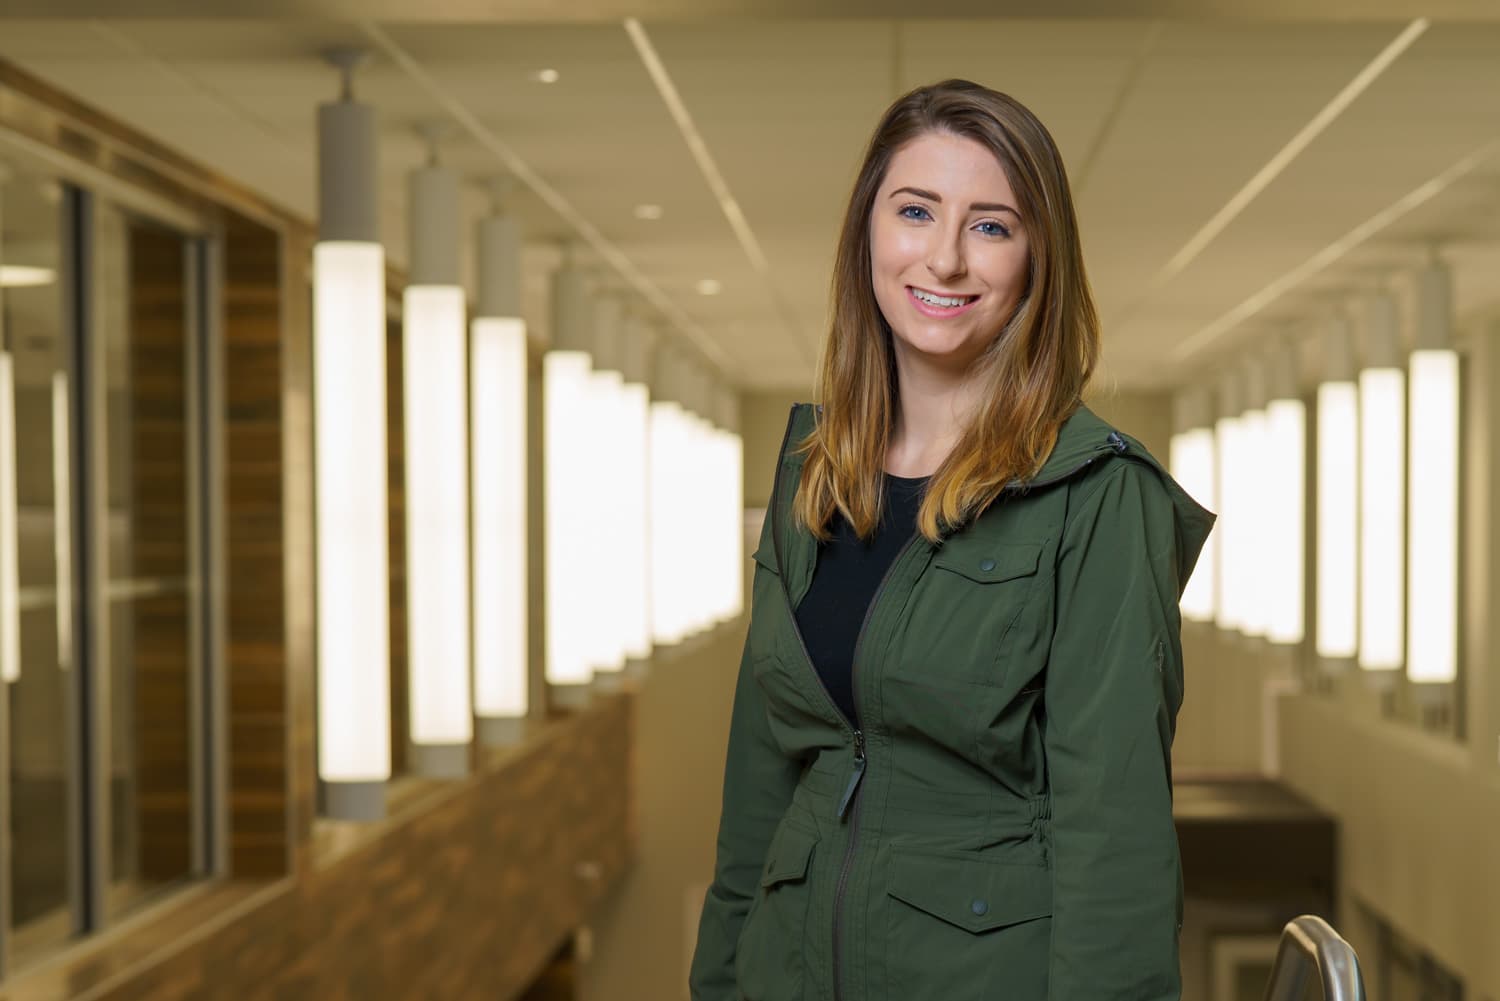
[
  {"left": 1, "top": 159, "right": 213, "bottom": 975},
  {"left": 3, "top": 160, "right": 80, "bottom": 966},
  {"left": 96, "top": 202, "right": 202, "bottom": 918}
]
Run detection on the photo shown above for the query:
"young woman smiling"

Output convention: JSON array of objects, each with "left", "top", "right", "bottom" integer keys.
[{"left": 690, "top": 78, "right": 1215, "bottom": 1001}]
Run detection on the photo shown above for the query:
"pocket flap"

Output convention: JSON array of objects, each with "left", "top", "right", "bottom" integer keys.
[
  {"left": 932, "top": 541, "right": 1042, "bottom": 585},
  {"left": 760, "top": 821, "right": 818, "bottom": 888},
  {"left": 887, "top": 849, "right": 1051, "bottom": 933}
]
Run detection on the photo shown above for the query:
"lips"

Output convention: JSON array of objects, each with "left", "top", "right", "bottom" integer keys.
[{"left": 906, "top": 285, "right": 981, "bottom": 317}]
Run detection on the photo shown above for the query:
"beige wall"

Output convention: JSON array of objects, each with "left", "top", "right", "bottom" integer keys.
[{"left": 740, "top": 389, "right": 809, "bottom": 510}]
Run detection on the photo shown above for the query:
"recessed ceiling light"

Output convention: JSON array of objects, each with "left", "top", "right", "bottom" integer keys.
[
  {"left": 634, "top": 203, "right": 664, "bottom": 221},
  {"left": 695, "top": 279, "right": 721, "bottom": 296},
  {"left": 0, "top": 265, "right": 56, "bottom": 288},
  {"left": 535, "top": 68, "right": 560, "bottom": 84}
]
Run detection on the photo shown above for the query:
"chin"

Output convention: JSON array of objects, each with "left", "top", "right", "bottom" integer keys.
[{"left": 892, "top": 327, "right": 986, "bottom": 367}]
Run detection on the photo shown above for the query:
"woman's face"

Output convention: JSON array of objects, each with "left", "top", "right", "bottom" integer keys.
[{"left": 869, "top": 130, "right": 1031, "bottom": 374}]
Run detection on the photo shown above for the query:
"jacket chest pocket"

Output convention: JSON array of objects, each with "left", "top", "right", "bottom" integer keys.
[
  {"left": 897, "top": 540, "right": 1046, "bottom": 687},
  {"left": 734, "top": 819, "right": 819, "bottom": 1001}
]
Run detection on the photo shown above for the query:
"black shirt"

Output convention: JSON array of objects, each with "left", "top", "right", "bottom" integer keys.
[{"left": 794, "top": 473, "right": 929, "bottom": 728}]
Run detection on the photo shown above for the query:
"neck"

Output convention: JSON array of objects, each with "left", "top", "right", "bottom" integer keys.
[{"left": 886, "top": 343, "right": 980, "bottom": 478}]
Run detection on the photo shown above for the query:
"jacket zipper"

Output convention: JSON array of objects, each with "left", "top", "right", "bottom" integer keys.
[{"left": 830, "top": 530, "right": 918, "bottom": 1001}]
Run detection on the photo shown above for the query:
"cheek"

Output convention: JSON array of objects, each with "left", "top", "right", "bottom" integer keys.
[
  {"left": 871, "top": 222, "right": 925, "bottom": 275},
  {"left": 979, "top": 244, "right": 1030, "bottom": 297}
]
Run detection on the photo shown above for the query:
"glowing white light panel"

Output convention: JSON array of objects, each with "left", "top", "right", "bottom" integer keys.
[{"left": 314, "top": 240, "right": 391, "bottom": 784}]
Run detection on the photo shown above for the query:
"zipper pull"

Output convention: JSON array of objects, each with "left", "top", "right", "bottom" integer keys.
[
  {"left": 1106, "top": 430, "right": 1128, "bottom": 454},
  {"left": 836, "top": 730, "right": 867, "bottom": 820}
]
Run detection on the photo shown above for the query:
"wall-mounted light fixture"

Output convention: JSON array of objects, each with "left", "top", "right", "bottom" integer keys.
[
  {"left": 1316, "top": 315, "right": 1359, "bottom": 666},
  {"left": 0, "top": 348, "right": 17, "bottom": 684},
  {"left": 617, "top": 311, "right": 654, "bottom": 668},
  {"left": 649, "top": 344, "right": 687, "bottom": 647},
  {"left": 1266, "top": 341, "right": 1306, "bottom": 646},
  {"left": 1358, "top": 291, "right": 1405, "bottom": 684},
  {"left": 471, "top": 182, "right": 529, "bottom": 746},
  {"left": 545, "top": 256, "right": 594, "bottom": 707},
  {"left": 1215, "top": 369, "right": 1244, "bottom": 634},
  {"left": 1407, "top": 258, "right": 1460, "bottom": 697},
  {"left": 1171, "top": 388, "right": 1217, "bottom": 624},
  {"left": 402, "top": 127, "right": 472, "bottom": 777},
  {"left": 314, "top": 48, "right": 390, "bottom": 819},
  {"left": 588, "top": 291, "right": 628, "bottom": 684},
  {"left": 717, "top": 382, "right": 745, "bottom": 623},
  {"left": 1239, "top": 356, "right": 1269, "bottom": 640}
]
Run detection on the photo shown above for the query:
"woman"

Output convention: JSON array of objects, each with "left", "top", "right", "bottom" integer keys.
[{"left": 689, "top": 79, "right": 1214, "bottom": 1001}]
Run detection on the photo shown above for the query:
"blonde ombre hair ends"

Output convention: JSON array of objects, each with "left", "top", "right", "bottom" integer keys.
[{"left": 794, "top": 79, "right": 1100, "bottom": 542}]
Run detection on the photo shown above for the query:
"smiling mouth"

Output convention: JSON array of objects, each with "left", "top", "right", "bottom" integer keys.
[{"left": 907, "top": 286, "right": 981, "bottom": 312}]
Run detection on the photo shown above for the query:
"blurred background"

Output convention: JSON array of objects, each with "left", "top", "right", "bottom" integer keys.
[{"left": 0, "top": 3, "right": 1496, "bottom": 1000}]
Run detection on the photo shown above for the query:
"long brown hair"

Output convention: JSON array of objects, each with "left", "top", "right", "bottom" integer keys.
[{"left": 794, "top": 79, "right": 1099, "bottom": 542}]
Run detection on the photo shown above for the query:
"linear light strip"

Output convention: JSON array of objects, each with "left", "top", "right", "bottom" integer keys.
[
  {"left": 623, "top": 18, "right": 812, "bottom": 364},
  {"left": 1154, "top": 19, "right": 1428, "bottom": 289},
  {"left": 51, "top": 371, "right": 73, "bottom": 673},
  {"left": 358, "top": 21, "right": 734, "bottom": 375},
  {"left": 1407, "top": 350, "right": 1459, "bottom": 685},
  {"left": 1358, "top": 367, "right": 1405, "bottom": 672},
  {"left": 0, "top": 353, "right": 18, "bottom": 683},
  {"left": 1315, "top": 381, "right": 1359, "bottom": 660}
]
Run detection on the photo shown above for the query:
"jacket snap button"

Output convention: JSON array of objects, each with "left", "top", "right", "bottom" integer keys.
[
  {"left": 978, "top": 558, "right": 996, "bottom": 572},
  {"left": 971, "top": 899, "right": 989, "bottom": 916}
]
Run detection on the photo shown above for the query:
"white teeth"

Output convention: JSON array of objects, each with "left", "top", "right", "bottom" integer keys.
[{"left": 911, "top": 288, "right": 973, "bottom": 308}]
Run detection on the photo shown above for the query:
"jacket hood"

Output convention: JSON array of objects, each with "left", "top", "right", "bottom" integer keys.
[{"left": 1019, "top": 403, "right": 1217, "bottom": 595}]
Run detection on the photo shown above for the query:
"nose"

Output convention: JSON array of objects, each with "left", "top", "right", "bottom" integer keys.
[{"left": 926, "top": 222, "right": 967, "bottom": 284}]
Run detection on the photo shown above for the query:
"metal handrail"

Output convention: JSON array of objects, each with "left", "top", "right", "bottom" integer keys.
[{"left": 1262, "top": 914, "right": 1367, "bottom": 1001}]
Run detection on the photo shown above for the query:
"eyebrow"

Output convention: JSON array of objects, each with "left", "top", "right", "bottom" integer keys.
[{"left": 889, "top": 185, "right": 1020, "bottom": 220}]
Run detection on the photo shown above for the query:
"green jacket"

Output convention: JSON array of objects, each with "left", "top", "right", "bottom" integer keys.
[{"left": 689, "top": 402, "right": 1216, "bottom": 1001}]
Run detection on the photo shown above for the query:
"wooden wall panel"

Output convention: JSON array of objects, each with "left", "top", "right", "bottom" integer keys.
[
  {"left": 125, "top": 222, "right": 193, "bottom": 886},
  {"left": 386, "top": 310, "right": 408, "bottom": 778},
  {"left": 222, "top": 212, "right": 293, "bottom": 878},
  {"left": 2, "top": 692, "right": 637, "bottom": 1001}
]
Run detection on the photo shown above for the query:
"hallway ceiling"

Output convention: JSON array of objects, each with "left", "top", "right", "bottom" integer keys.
[{"left": 3, "top": 18, "right": 1500, "bottom": 391}]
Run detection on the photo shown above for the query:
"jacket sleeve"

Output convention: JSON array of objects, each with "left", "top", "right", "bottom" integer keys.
[
  {"left": 1043, "top": 461, "right": 1190, "bottom": 1001},
  {"left": 688, "top": 568, "right": 802, "bottom": 1000}
]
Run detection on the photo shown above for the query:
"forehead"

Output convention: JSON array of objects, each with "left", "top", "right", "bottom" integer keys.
[{"left": 881, "top": 131, "right": 1014, "bottom": 198}]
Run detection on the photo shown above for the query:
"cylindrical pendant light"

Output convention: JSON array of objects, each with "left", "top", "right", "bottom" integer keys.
[
  {"left": 1316, "top": 315, "right": 1359, "bottom": 665},
  {"left": 1358, "top": 292, "right": 1405, "bottom": 683},
  {"left": 618, "top": 311, "right": 654, "bottom": 665},
  {"left": 588, "top": 291, "right": 628, "bottom": 681},
  {"left": 403, "top": 132, "right": 472, "bottom": 776},
  {"left": 0, "top": 164, "right": 14, "bottom": 685},
  {"left": 1407, "top": 258, "right": 1460, "bottom": 697},
  {"left": 1214, "top": 369, "right": 1244, "bottom": 634},
  {"left": 545, "top": 256, "right": 594, "bottom": 705},
  {"left": 680, "top": 357, "right": 714, "bottom": 636},
  {"left": 649, "top": 343, "right": 686, "bottom": 646},
  {"left": 718, "top": 380, "right": 746, "bottom": 623},
  {"left": 0, "top": 347, "right": 18, "bottom": 684},
  {"left": 1239, "top": 357, "right": 1269, "bottom": 640},
  {"left": 314, "top": 49, "right": 390, "bottom": 819},
  {"left": 1171, "top": 388, "right": 1217, "bottom": 624},
  {"left": 472, "top": 187, "right": 529, "bottom": 746},
  {"left": 1265, "top": 340, "right": 1306, "bottom": 646}
]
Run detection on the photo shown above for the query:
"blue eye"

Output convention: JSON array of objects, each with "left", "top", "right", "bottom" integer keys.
[
  {"left": 975, "top": 221, "right": 1011, "bottom": 238},
  {"left": 898, "top": 204, "right": 932, "bottom": 221}
]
